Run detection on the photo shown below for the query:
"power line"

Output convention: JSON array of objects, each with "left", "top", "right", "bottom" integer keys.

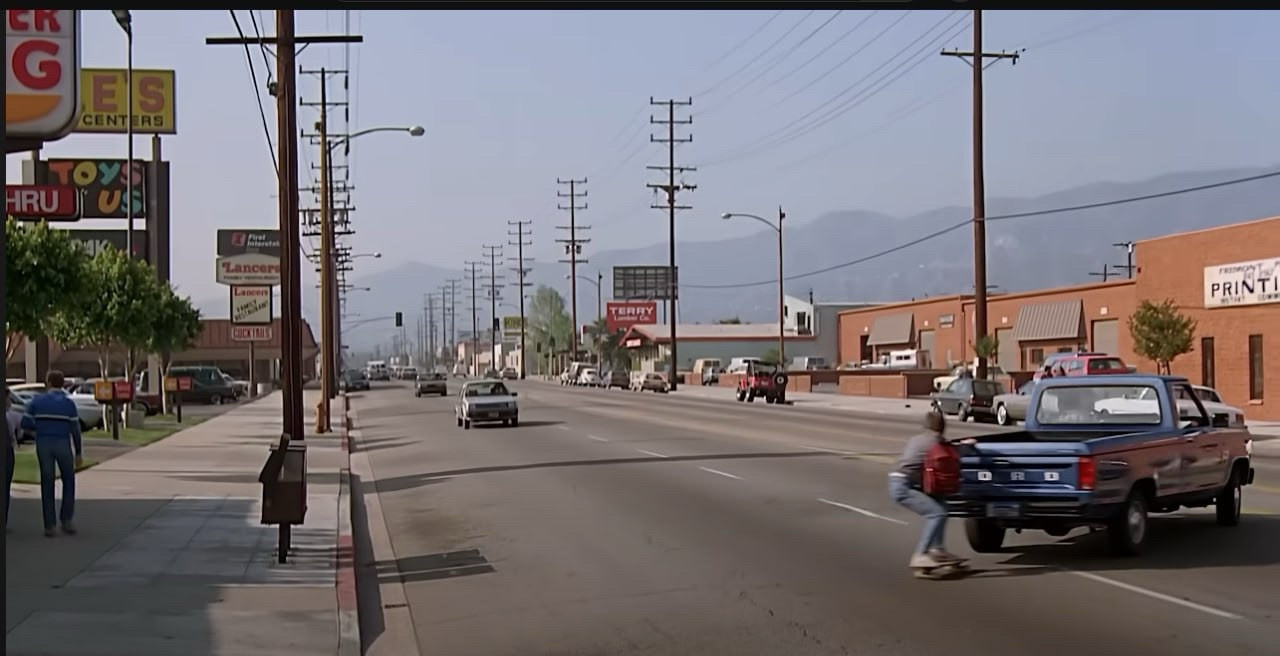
[
  {"left": 228, "top": 11, "right": 277, "bottom": 174},
  {"left": 683, "top": 168, "right": 1280, "bottom": 290},
  {"left": 695, "top": 10, "right": 817, "bottom": 99},
  {"left": 758, "top": 10, "right": 880, "bottom": 94},
  {"left": 696, "top": 10, "right": 784, "bottom": 74},
  {"left": 700, "top": 12, "right": 965, "bottom": 167},
  {"left": 704, "top": 10, "right": 845, "bottom": 115}
]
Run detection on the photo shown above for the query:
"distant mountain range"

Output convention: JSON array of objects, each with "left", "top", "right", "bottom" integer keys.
[{"left": 198, "top": 164, "right": 1280, "bottom": 351}]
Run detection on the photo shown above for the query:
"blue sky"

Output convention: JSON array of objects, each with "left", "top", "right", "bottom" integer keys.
[{"left": 9, "top": 10, "right": 1280, "bottom": 306}]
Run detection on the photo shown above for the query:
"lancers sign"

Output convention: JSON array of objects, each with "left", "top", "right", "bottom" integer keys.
[
  {"left": 1204, "top": 257, "right": 1280, "bottom": 309},
  {"left": 231, "top": 285, "right": 273, "bottom": 325},
  {"left": 216, "top": 253, "right": 281, "bottom": 286},
  {"left": 606, "top": 300, "right": 658, "bottom": 333},
  {"left": 75, "top": 68, "right": 176, "bottom": 135},
  {"left": 5, "top": 10, "right": 81, "bottom": 141}
]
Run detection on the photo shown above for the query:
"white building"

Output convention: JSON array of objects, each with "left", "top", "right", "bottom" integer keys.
[{"left": 782, "top": 295, "right": 879, "bottom": 366}]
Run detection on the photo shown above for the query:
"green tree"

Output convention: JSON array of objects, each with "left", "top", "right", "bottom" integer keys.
[
  {"left": 527, "top": 286, "right": 572, "bottom": 374},
  {"left": 970, "top": 334, "right": 1000, "bottom": 376},
  {"left": 761, "top": 347, "right": 781, "bottom": 366},
  {"left": 5, "top": 219, "right": 90, "bottom": 359},
  {"left": 1128, "top": 298, "right": 1196, "bottom": 375},
  {"left": 586, "top": 317, "right": 631, "bottom": 370},
  {"left": 47, "top": 248, "right": 164, "bottom": 378},
  {"left": 145, "top": 288, "right": 202, "bottom": 413}
]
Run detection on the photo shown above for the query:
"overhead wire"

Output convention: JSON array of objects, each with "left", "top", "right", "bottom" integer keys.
[
  {"left": 229, "top": 11, "right": 277, "bottom": 176},
  {"left": 683, "top": 168, "right": 1280, "bottom": 289},
  {"left": 696, "top": 10, "right": 785, "bottom": 75},
  {"left": 702, "top": 10, "right": 845, "bottom": 116},
  {"left": 700, "top": 11, "right": 965, "bottom": 167},
  {"left": 694, "top": 10, "right": 817, "bottom": 99},
  {"left": 758, "top": 10, "right": 880, "bottom": 94}
]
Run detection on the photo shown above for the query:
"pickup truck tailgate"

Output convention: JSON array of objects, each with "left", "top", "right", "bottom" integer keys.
[{"left": 956, "top": 441, "right": 1095, "bottom": 518}]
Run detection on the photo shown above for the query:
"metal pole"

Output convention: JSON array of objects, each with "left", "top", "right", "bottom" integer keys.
[
  {"left": 777, "top": 207, "right": 785, "bottom": 368},
  {"left": 125, "top": 28, "right": 134, "bottom": 258},
  {"left": 596, "top": 272, "right": 602, "bottom": 323}
]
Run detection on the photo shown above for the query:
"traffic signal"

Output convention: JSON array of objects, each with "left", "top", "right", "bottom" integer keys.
[{"left": 394, "top": 312, "right": 402, "bottom": 327}]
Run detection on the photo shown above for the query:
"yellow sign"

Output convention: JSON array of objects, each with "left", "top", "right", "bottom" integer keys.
[
  {"left": 502, "top": 316, "right": 524, "bottom": 332},
  {"left": 75, "top": 68, "right": 176, "bottom": 135}
]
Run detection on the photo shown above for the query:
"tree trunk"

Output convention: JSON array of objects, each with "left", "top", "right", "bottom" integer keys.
[
  {"left": 160, "top": 355, "right": 172, "bottom": 415},
  {"left": 97, "top": 347, "right": 114, "bottom": 429}
]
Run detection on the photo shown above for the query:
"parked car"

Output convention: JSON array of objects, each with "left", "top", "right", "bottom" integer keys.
[
  {"left": 455, "top": 380, "right": 519, "bottom": 429},
  {"left": 630, "top": 372, "right": 669, "bottom": 393},
  {"left": 700, "top": 366, "right": 721, "bottom": 386},
  {"left": 340, "top": 369, "right": 370, "bottom": 392},
  {"left": 602, "top": 369, "right": 630, "bottom": 390},
  {"left": 8, "top": 390, "right": 35, "bottom": 443},
  {"left": 415, "top": 372, "right": 448, "bottom": 397},
  {"left": 501, "top": 367, "right": 519, "bottom": 380},
  {"left": 992, "top": 380, "right": 1036, "bottom": 426},
  {"left": 1033, "top": 352, "right": 1129, "bottom": 380},
  {"left": 931, "top": 377, "right": 1005, "bottom": 423},
  {"left": 1094, "top": 383, "right": 1246, "bottom": 428},
  {"left": 949, "top": 375, "right": 1254, "bottom": 556},
  {"left": 735, "top": 363, "right": 788, "bottom": 404},
  {"left": 25, "top": 383, "right": 109, "bottom": 430},
  {"left": 933, "top": 361, "right": 1008, "bottom": 392},
  {"left": 577, "top": 368, "right": 603, "bottom": 388}
]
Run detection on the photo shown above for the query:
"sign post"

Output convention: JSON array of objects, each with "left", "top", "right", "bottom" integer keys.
[
  {"left": 93, "top": 378, "right": 134, "bottom": 441},
  {"left": 164, "top": 374, "right": 192, "bottom": 423}
]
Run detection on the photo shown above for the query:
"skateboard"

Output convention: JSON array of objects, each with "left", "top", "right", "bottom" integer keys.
[{"left": 912, "top": 559, "right": 971, "bottom": 580}]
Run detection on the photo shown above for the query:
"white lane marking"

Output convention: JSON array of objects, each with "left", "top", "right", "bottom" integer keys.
[
  {"left": 817, "top": 498, "right": 909, "bottom": 525},
  {"left": 556, "top": 425, "right": 573, "bottom": 431},
  {"left": 637, "top": 449, "right": 669, "bottom": 459},
  {"left": 587, "top": 434, "right": 610, "bottom": 442},
  {"left": 1066, "top": 570, "right": 1243, "bottom": 620},
  {"left": 699, "top": 467, "right": 744, "bottom": 481},
  {"left": 802, "top": 445, "right": 857, "bottom": 455}
]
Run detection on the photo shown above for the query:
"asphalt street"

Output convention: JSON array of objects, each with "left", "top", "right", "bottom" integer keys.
[{"left": 351, "top": 379, "right": 1280, "bottom": 656}]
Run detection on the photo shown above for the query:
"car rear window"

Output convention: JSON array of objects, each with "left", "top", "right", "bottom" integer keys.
[
  {"left": 1036, "top": 385, "right": 1162, "bottom": 425},
  {"left": 1086, "top": 358, "right": 1127, "bottom": 374}
]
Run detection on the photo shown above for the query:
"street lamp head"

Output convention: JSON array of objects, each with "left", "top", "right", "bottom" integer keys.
[
  {"left": 112, "top": 9, "right": 132, "bottom": 25},
  {"left": 407, "top": 126, "right": 426, "bottom": 137},
  {"left": 373, "top": 252, "right": 383, "bottom": 258},
  {"left": 720, "top": 212, "right": 733, "bottom": 220}
]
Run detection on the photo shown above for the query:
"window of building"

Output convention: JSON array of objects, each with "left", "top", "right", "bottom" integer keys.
[
  {"left": 1249, "top": 334, "right": 1264, "bottom": 400},
  {"left": 1028, "top": 348, "right": 1045, "bottom": 368},
  {"left": 1200, "top": 337, "right": 1215, "bottom": 389}
]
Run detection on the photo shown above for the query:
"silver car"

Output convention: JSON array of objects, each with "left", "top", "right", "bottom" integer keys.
[
  {"left": 993, "top": 379, "right": 1036, "bottom": 426},
  {"left": 455, "top": 380, "right": 519, "bottom": 429}
]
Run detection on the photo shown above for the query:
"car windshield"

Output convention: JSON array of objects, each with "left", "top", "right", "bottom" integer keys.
[
  {"left": 346, "top": 370, "right": 367, "bottom": 380},
  {"left": 1086, "top": 358, "right": 1128, "bottom": 374},
  {"left": 422, "top": 373, "right": 445, "bottom": 380},
  {"left": 1035, "top": 385, "right": 1163, "bottom": 425},
  {"left": 465, "top": 382, "right": 510, "bottom": 397}
]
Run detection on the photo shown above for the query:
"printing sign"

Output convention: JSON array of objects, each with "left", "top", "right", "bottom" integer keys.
[
  {"left": 1204, "top": 257, "right": 1280, "bottom": 308},
  {"left": 230, "top": 285, "right": 272, "bottom": 325}
]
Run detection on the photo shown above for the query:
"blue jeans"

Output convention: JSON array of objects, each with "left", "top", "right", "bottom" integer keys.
[
  {"left": 36, "top": 439, "right": 75, "bottom": 529},
  {"left": 4, "top": 442, "right": 14, "bottom": 528},
  {"left": 889, "top": 473, "right": 946, "bottom": 556}
]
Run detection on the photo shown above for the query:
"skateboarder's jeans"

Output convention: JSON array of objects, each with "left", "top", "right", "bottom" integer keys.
[{"left": 888, "top": 473, "right": 945, "bottom": 555}]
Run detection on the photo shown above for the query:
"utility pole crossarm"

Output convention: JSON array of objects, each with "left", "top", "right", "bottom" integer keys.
[{"left": 648, "top": 97, "right": 696, "bottom": 390}]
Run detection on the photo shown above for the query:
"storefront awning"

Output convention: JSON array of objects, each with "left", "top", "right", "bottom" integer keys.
[
  {"left": 1014, "top": 299, "right": 1084, "bottom": 341},
  {"left": 866, "top": 313, "right": 914, "bottom": 346}
]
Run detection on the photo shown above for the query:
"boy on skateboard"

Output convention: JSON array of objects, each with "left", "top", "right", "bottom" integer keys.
[{"left": 888, "top": 410, "right": 973, "bottom": 571}]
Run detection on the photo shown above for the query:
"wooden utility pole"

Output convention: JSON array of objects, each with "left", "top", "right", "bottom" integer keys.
[
  {"left": 1089, "top": 265, "right": 1113, "bottom": 282},
  {"left": 556, "top": 179, "right": 589, "bottom": 360},
  {"left": 464, "top": 261, "right": 483, "bottom": 375},
  {"left": 1112, "top": 241, "right": 1135, "bottom": 279},
  {"left": 206, "top": 14, "right": 362, "bottom": 442},
  {"left": 508, "top": 220, "right": 533, "bottom": 379},
  {"left": 482, "top": 245, "right": 505, "bottom": 374},
  {"left": 647, "top": 97, "right": 696, "bottom": 390},
  {"left": 942, "top": 10, "right": 1020, "bottom": 381}
]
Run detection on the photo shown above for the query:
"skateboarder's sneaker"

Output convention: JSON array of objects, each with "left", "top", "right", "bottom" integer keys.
[
  {"left": 909, "top": 553, "right": 941, "bottom": 569},
  {"left": 927, "top": 548, "right": 965, "bottom": 564}
]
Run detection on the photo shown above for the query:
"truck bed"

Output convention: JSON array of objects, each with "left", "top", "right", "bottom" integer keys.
[{"left": 973, "top": 429, "right": 1145, "bottom": 444}]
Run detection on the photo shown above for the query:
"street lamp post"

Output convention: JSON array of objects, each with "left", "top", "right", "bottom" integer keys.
[
  {"left": 112, "top": 11, "right": 134, "bottom": 259},
  {"left": 722, "top": 208, "right": 786, "bottom": 368}
]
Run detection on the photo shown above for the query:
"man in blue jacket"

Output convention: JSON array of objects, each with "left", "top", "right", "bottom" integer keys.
[{"left": 22, "top": 370, "right": 83, "bottom": 537}]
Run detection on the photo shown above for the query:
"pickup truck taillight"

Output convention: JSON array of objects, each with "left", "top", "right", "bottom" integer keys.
[{"left": 1077, "top": 457, "right": 1096, "bottom": 491}]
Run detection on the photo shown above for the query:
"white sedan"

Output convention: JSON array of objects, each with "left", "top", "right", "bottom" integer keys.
[
  {"left": 1094, "top": 384, "right": 1245, "bottom": 427},
  {"left": 13, "top": 383, "right": 105, "bottom": 430},
  {"left": 577, "top": 368, "right": 603, "bottom": 387},
  {"left": 455, "top": 380, "right": 519, "bottom": 429}
]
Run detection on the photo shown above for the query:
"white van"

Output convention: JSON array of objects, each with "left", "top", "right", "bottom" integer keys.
[
  {"left": 790, "top": 356, "right": 828, "bottom": 371},
  {"left": 366, "top": 360, "right": 389, "bottom": 381},
  {"left": 887, "top": 349, "right": 931, "bottom": 370},
  {"left": 726, "top": 357, "right": 764, "bottom": 374}
]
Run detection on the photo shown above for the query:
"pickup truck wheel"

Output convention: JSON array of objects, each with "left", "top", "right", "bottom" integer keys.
[
  {"left": 1107, "top": 491, "right": 1149, "bottom": 556},
  {"left": 1215, "top": 470, "right": 1243, "bottom": 527},
  {"left": 964, "top": 519, "right": 1006, "bottom": 553},
  {"left": 736, "top": 390, "right": 746, "bottom": 402},
  {"left": 996, "top": 404, "right": 1012, "bottom": 426}
]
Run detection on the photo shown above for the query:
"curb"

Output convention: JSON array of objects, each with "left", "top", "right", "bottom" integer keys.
[{"left": 336, "top": 392, "right": 360, "bottom": 656}]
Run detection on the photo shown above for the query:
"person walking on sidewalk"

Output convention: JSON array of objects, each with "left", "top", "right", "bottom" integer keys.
[
  {"left": 21, "top": 370, "right": 83, "bottom": 537},
  {"left": 5, "top": 392, "right": 22, "bottom": 531},
  {"left": 887, "top": 410, "right": 973, "bottom": 568}
]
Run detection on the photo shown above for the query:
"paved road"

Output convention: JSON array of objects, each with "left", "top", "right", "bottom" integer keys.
[{"left": 352, "top": 380, "right": 1280, "bottom": 656}]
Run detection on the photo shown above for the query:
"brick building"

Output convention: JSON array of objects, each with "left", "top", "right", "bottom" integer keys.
[{"left": 837, "top": 215, "right": 1280, "bottom": 420}]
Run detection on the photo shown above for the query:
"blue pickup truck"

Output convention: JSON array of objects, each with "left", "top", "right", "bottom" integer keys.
[{"left": 949, "top": 374, "right": 1255, "bottom": 556}]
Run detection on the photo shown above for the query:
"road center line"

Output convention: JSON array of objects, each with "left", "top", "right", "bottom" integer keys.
[
  {"left": 699, "top": 467, "right": 744, "bottom": 481},
  {"left": 817, "top": 498, "right": 909, "bottom": 525},
  {"left": 587, "top": 434, "right": 610, "bottom": 442},
  {"left": 637, "top": 449, "right": 669, "bottom": 459},
  {"left": 1065, "top": 570, "right": 1243, "bottom": 620}
]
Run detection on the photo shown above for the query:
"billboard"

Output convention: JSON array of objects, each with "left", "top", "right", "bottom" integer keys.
[
  {"left": 502, "top": 315, "right": 524, "bottom": 333},
  {"left": 42, "top": 158, "right": 146, "bottom": 218},
  {"left": 63, "top": 229, "right": 147, "bottom": 260},
  {"left": 6, "top": 185, "right": 80, "bottom": 221},
  {"left": 217, "top": 228, "right": 281, "bottom": 258},
  {"left": 230, "top": 285, "right": 273, "bottom": 325},
  {"left": 75, "top": 68, "right": 176, "bottom": 135},
  {"left": 5, "top": 10, "right": 81, "bottom": 141},
  {"left": 1204, "top": 257, "right": 1280, "bottom": 309},
  {"left": 613, "top": 265, "right": 678, "bottom": 300},
  {"left": 216, "top": 253, "right": 281, "bottom": 286},
  {"left": 606, "top": 301, "right": 658, "bottom": 333}
]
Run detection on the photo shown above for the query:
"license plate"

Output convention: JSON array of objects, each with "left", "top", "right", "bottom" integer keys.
[{"left": 986, "top": 502, "right": 1022, "bottom": 519}]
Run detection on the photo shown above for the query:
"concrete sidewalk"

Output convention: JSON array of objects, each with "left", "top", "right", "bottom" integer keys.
[{"left": 5, "top": 391, "right": 352, "bottom": 656}]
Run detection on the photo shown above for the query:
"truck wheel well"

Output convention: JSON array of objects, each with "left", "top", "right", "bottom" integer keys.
[
  {"left": 1130, "top": 478, "right": 1157, "bottom": 503},
  {"left": 1230, "top": 459, "right": 1250, "bottom": 483}
]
